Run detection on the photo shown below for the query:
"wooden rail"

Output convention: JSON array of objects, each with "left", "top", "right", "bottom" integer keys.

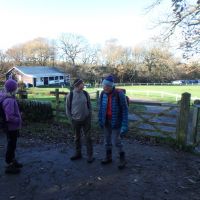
[{"left": 50, "top": 89, "right": 198, "bottom": 148}]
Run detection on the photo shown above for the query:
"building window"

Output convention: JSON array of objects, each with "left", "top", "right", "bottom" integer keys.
[
  {"left": 49, "top": 77, "right": 54, "bottom": 81},
  {"left": 55, "top": 76, "right": 58, "bottom": 80},
  {"left": 60, "top": 76, "right": 63, "bottom": 80},
  {"left": 65, "top": 75, "right": 70, "bottom": 82},
  {"left": 40, "top": 77, "right": 44, "bottom": 82}
]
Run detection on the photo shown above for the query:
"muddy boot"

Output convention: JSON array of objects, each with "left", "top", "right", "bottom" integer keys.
[
  {"left": 87, "top": 156, "right": 95, "bottom": 163},
  {"left": 5, "top": 162, "right": 20, "bottom": 174},
  {"left": 87, "top": 147, "right": 95, "bottom": 163},
  {"left": 86, "top": 140, "right": 95, "bottom": 163},
  {"left": 13, "top": 159, "right": 23, "bottom": 168},
  {"left": 118, "top": 152, "right": 127, "bottom": 170},
  {"left": 101, "top": 149, "right": 112, "bottom": 164},
  {"left": 70, "top": 151, "right": 82, "bottom": 160}
]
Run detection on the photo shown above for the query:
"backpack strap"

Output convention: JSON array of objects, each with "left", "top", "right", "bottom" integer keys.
[
  {"left": 0, "top": 96, "right": 12, "bottom": 130},
  {"left": 83, "top": 90, "right": 90, "bottom": 109},
  {"left": 0, "top": 96, "right": 13, "bottom": 104},
  {"left": 114, "top": 89, "right": 129, "bottom": 107},
  {"left": 113, "top": 89, "right": 121, "bottom": 107},
  {"left": 69, "top": 91, "right": 73, "bottom": 114}
]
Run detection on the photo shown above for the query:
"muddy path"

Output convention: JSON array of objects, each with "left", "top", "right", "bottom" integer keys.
[{"left": 1, "top": 134, "right": 200, "bottom": 200}]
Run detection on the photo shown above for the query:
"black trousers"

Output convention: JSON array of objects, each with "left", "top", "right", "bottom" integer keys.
[{"left": 5, "top": 130, "right": 19, "bottom": 164}]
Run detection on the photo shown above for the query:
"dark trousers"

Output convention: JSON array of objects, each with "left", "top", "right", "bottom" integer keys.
[
  {"left": 5, "top": 130, "right": 19, "bottom": 164},
  {"left": 72, "top": 116, "right": 93, "bottom": 157}
]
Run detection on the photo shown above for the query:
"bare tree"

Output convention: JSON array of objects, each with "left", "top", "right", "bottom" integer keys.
[
  {"left": 24, "top": 37, "right": 55, "bottom": 66},
  {"left": 101, "top": 39, "right": 126, "bottom": 67},
  {"left": 182, "top": 61, "right": 200, "bottom": 78},
  {"left": 0, "top": 50, "right": 10, "bottom": 82},
  {"left": 143, "top": 47, "right": 178, "bottom": 82},
  {"left": 81, "top": 45, "right": 100, "bottom": 66},
  {"left": 6, "top": 45, "right": 25, "bottom": 66},
  {"left": 148, "top": 0, "right": 200, "bottom": 58},
  {"left": 58, "top": 33, "right": 89, "bottom": 68},
  {"left": 6, "top": 38, "right": 55, "bottom": 66},
  {"left": 127, "top": 47, "right": 145, "bottom": 82}
]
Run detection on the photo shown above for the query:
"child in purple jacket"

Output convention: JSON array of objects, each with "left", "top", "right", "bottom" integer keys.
[{"left": 0, "top": 79, "right": 22, "bottom": 174}]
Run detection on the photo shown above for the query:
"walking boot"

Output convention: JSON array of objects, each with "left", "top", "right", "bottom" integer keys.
[
  {"left": 5, "top": 162, "right": 20, "bottom": 174},
  {"left": 118, "top": 152, "right": 127, "bottom": 170},
  {"left": 87, "top": 155, "right": 95, "bottom": 163},
  {"left": 101, "top": 149, "right": 112, "bottom": 164},
  {"left": 86, "top": 141, "right": 95, "bottom": 163},
  {"left": 13, "top": 159, "right": 23, "bottom": 168},
  {"left": 70, "top": 151, "right": 82, "bottom": 160}
]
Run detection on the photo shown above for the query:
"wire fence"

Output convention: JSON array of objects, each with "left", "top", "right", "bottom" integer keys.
[
  {"left": 95, "top": 82, "right": 200, "bottom": 87},
  {"left": 95, "top": 88, "right": 200, "bottom": 102}
]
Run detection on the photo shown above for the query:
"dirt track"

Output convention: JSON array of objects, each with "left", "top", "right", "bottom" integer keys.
[{"left": 1, "top": 134, "right": 200, "bottom": 200}]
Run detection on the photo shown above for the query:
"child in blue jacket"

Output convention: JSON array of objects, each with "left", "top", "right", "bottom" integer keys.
[{"left": 98, "top": 75, "right": 128, "bottom": 169}]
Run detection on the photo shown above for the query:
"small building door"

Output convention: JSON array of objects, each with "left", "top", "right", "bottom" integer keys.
[
  {"left": 44, "top": 77, "right": 48, "bottom": 85},
  {"left": 33, "top": 78, "right": 37, "bottom": 87}
]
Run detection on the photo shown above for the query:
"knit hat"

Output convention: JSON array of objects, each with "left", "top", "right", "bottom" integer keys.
[
  {"left": 73, "top": 79, "right": 83, "bottom": 87},
  {"left": 4, "top": 79, "right": 18, "bottom": 93},
  {"left": 102, "top": 75, "right": 114, "bottom": 87}
]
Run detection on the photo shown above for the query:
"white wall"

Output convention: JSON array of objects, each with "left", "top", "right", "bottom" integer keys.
[{"left": 35, "top": 75, "right": 68, "bottom": 86}]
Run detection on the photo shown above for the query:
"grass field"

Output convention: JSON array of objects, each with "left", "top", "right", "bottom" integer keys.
[
  {"left": 118, "top": 85, "right": 200, "bottom": 103},
  {"left": 26, "top": 85, "right": 200, "bottom": 103}
]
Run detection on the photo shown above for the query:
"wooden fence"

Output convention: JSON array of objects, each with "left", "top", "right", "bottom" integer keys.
[
  {"left": 50, "top": 89, "right": 200, "bottom": 148},
  {"left": 95, "top": 82, "right": 200, "bottom": 87},
  {"left": 192, "top": 101, "right": 200, "bottom": 145}
]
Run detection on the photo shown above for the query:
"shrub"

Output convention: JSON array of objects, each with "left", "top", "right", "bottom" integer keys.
[{"left": 18, "top": 99, "right": 53, "bottom": 122}]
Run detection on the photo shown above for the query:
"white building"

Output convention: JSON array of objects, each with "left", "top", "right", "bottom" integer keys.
[{"left": 6, "top": 66, "right": 70, "bottom": 87}]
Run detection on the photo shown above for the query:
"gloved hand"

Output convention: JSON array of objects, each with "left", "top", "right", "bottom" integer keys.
[
  {"left": 98, "top": 121, "right": 104, "bottom": 129},
  {"left": 120, "top": 126, "right": 128, "bottom": 137}
]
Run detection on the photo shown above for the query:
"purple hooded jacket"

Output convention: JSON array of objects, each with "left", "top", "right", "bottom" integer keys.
[{"left": 0, "top": 91, "right": 22, "bottom": 131}]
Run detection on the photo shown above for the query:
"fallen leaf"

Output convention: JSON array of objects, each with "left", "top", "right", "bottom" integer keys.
[
  {"left": 187, "top": 178, "right": 196, "bottom": 184},
  {"left": 164, "top": 189, "right": 169, "bottom": 194}
]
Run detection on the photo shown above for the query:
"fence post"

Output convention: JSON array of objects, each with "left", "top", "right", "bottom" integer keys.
[
  {"left": 96, "top": 90, "right": 100, "bottom": 106},
  {"left": 192, "top": 100, "right": 200, "bottom": 144},
  {"left": 55, "top": 88, "right": 59, "bottom": 121},
  {"left": 176, "top": 92, "right": 191, "bottom": 148}
]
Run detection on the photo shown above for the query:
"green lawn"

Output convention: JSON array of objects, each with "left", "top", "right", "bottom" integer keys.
[
  {"left": 26, "top": 85, "right": 200, "bottom": 103},
  {"left": 116, "top": 85, "right": 200, "bottom": 103},
  {"left": 121, "top": 85, "right": 200, "bottom": 96}
]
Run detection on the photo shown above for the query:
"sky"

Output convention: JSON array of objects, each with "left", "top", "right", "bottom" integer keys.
[{"left": 0, "top": 0, "right": 164, "bottom": 50}]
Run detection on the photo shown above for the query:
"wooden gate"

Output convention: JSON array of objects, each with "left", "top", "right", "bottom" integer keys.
[
  {"left": 129, "top": 93, "right": 191, "bottom": 147},
  {"left": 192, "top": 104, "right": 200, "bottom": 145},
  {"left": 129, "top": 101, "right": 178, "bottom": 139}
]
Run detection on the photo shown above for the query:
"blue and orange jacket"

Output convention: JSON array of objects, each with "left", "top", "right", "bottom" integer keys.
[{"left": 98, "top": 88, "right": 128, "bottom": 130}]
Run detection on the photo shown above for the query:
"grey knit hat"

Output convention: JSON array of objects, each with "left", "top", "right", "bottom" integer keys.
[{"left": 73, "top": 79, "right": 83, "bottom": 87}]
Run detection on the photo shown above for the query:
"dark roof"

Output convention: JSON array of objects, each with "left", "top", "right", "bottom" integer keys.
[{"left": 11, "top": 66, "right": 66, "bottom": 77}]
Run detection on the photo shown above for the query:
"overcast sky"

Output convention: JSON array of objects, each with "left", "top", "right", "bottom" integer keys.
[{"left": 0, "top": 0, "right": 166, "bottom": 50}]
